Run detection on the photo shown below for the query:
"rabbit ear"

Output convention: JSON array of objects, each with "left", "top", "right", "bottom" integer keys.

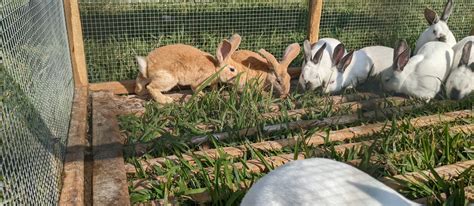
[
  {"left": 312, "top": 43, "right": 327, "bottom": 65},
  {"left": 281, "top": 43, "right": 301, "bottom": 67},
  {"left": 259, "top": 49, "right": 280, "bottom": 71},
  {"left": 393, "top": 40, "right": 409, "bottom": 62},
  {"left": 424, "top": 8, "right": 440, "bottom": 25},
  {"left": 441, "top": 0, "right": 454, "bottom": 22},
  {"left": 135, "top": 56, "right": 148, "bottom": 78},
  {"left": 332, "top": 43, "right": 346, "bottom": 66},
  {"left": 216, "top": 40, "right": 233, "bottom": 64},
  {"left": 303, "top": 40, "right": 312, "bottom": 60},
  {"left": 228, "top": 34, "right": 242, "bottom": 54},
  {"left": 336, "top": 51, "right": 354, "bottom": 73},
  {"left": 394, "top": 48, "right": 410, "bottom": 72},
  {"left": 459, "top": 41, "right": 472, "bottom": 67}
]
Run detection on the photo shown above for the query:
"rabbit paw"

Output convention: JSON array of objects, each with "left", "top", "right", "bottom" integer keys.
[{"left": 157, "top": 95, "right": 174, "bottom": 104}]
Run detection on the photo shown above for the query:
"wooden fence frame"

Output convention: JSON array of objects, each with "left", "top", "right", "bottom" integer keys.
[{"left": 58, "top": 0, "right": 324, "bottom": 205}]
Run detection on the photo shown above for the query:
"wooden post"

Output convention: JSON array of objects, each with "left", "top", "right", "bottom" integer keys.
[
  {"left": 308, "top": 0, "right": 324, "bottom": 44},
  {"left": 64, "top": 0, "right": 88, "bottom": 87}
]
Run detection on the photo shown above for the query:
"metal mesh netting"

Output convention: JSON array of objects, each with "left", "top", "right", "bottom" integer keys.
[
  {"left": 79, "top": 0, "right": 309, "bottom": 82},
  {"left": 80, "top": 0, "right": 473, "bottom": 83},
  {"left": 1, "top": 0, "right": 74, "bottom": 205},
  {"left": 319, "top": 0, "right": 473, "bottom": 49}
]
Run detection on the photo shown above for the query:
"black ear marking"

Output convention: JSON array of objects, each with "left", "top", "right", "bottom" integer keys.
[
  {"left": 424, "top": 8, "right": 440, "bottom": 25},
  {"left": 333, "top": 43, "right": 346, "bottom": 66},
  {"left": 394, "top": 48, "right": 411, "bottom": 72},
  {"left": 459, "top": 41, "right": 473, "bottom": 67},
  {"left": 394, "top": 40, "right": 409, "bottom": 62},
  {"left": 311, "top": 43, "right": 327, "bottom": 65},
  {"left": 337, "top": 51, "right": 354, "bottom": 73},
  {"left": 441, "top": 0, "right": 454, "bottom": 22}
]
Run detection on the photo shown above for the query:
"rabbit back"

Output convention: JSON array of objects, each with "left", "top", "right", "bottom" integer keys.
[
  {"left": 146, "top": 44, "right": 219, "bottom": 86},
  {"left": 359, "top": 46, "right": 394, "bottom": 76},
  {"left": 402, "top": 42, "right": 453, "bottom": 99},
  {"left": 232, "top": 50, "right": 270, "bottom": 88},
  {"left": 241, "top": 158, "right": 419, "bottom": 206}
]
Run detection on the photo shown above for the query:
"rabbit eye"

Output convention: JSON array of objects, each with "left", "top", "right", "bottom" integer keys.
[
  {"left": 329, "top": 80, "right": 335, "bottom": 84},
  {"left": 433, "top": 30, "right": 437, "bottom": 34},
  {"left": 229, "top": 67, "right": 235, "bottom": 72}
]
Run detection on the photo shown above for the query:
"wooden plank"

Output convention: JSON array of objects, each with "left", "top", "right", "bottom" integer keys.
[
  {"left": 60, "top": 86, "right": 89, "bottom": 205},
  {"left": 89, "top": 67, "right": 302, "bottom": 95},
  {"left": 381, "top": 160, "right": 474, "bottom": 190},
  {"left": 308, "top": 0, "right": 324, "bottom": 44},
  {"left": 63, "top": 0, "right": 88, "bottom": 87},
  {"left": 92, "top": 92, "right": 130, "bottom": 205},
  {"left": 89, "top": 80, "right": 135, "bottom": 94}
]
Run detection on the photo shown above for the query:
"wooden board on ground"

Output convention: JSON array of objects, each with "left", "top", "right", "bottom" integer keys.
[
  {"left": 60, "top": 86, "right": 89, "bottom": 205},
  {"left": 91, "top": 91, "right": 130, "bottom": 205}
]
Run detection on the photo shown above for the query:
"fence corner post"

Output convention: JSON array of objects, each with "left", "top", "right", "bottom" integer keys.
[
  {"left": 64, "top": 0, "right": 89, "bottom": 88},
  {"left": 308, "top": 0, "right": 323, "bottom": 44}
]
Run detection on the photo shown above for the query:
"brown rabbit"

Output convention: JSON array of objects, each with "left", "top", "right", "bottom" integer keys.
[
  {"left": 135, "top": 34, "right": 245, "bottom": 104},
  {"left": 231, "top": 38, "right": 301, "bottom": 98}
]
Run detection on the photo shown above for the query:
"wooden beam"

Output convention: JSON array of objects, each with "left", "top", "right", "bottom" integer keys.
[
  {"left": 64, "top": 0, "right": 88, "bottom": 87},
  {"left": 89, "top": 80, "right": 135, "bottom": 94},
  {"left": 89, "top": 67, "right": 303, "bottom": 95},
  {"left": 60, "top": 86, "right": 89, "bottom": 205},
  {"left": 308, "top": 0, "right": 324, "bottom": 44},
  {"left": 92, "top": 92, "right": 130, "bottom": 205}
]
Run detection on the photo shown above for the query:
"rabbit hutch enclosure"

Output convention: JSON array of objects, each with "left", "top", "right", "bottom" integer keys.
[{"left": 1, "top": 0, "right": 474, "bottom": 205}]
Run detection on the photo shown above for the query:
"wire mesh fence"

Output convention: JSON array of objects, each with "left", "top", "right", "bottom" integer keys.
[
  {"left": 319, "top": 0, "right": 473, "bottom": 50},
  {"left": 1, "top": 0, "right": 74, "bottom": 205},
  {"left": 79, "top": 0, "right": 309, "bottom": 82},
  {"left": 80, "top": 0, "right": 473, "bottom": 83}
]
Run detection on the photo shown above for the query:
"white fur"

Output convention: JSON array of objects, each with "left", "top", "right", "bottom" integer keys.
[
  {"left": 241, "top": 158, "right": 420, "bottom": 206},
  {"left": 382, "top": 42, "right": 454, "bottom": 100},
  {"left": 446, "top": 37, "right": 474, "bottom": 99},
  {"left": 298, "top": 38, "right": 345, "bottom": 91},
  {"left": 135, "top": 56, "right": 148, "bottom": 78},
  {"left": 414, "top": 0, "right": 456, "bottom": 54},
  {"left": 415, "top": 21, "right": 456, "bottom": 54},
  {"left": 323, "top": 46, "right": 394, "bottom": 94}
]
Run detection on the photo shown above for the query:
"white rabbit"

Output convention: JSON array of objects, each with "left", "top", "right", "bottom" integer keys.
[
  {"left": 414, "top": 0, "right": 456, "bottom": 54},
  {"left": 446, "top": 40, "right": 473, "bottom": 99},
  {"left": 298, "top": 38, "right": 346, "bottom": 91},
  {"left": 241, "top": 158, "right": 420, "bottom": 206},
  {"left": 322, "top": 45, "right": 394, "bottom": 94},
  {"left": 381, "top": 40, "right": 454, "bottom": 101}
]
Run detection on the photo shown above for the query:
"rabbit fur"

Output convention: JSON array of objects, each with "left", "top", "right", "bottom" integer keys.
[
  {"left": 298, "top": 38, "right": 346, "bottom": 91},
  {"left": 241, "top": 158, "right": 420, "bottom": 206},
  {"left": 135, "top": 34, "right": 244, "bottom": 104},
  {"left": 445, "top": 39, "right": 473, "bottom": 99},
  {"left": 231, "top": 40, "right": 301, "bottom": 98},
  {"left": 323, "top": 45, "right": 394, "bottom": 94},
  {"left": 381, "top": 40, "right": 454, "bottom": 101},
  {"left": 414, "top": 0, "right": 456, "bottom": 54}
]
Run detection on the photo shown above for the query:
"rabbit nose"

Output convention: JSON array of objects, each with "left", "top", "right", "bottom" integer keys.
[
  {"left": 296, "top": 83, "right": 305, "bottom": 93},
  {"left": 438, "top": 35, "right": 447, "bottom": 42},
  {"left": 449, "top": 88, "right": 461, "bottom": 100}
]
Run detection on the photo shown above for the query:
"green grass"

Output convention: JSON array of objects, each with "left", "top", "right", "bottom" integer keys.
[{"left": 119, "top": 79, "right": 474, "bottom": 205}]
